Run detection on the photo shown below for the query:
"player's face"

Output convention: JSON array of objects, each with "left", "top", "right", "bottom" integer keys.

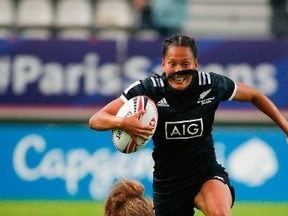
[{"left": 162, "top": 46, "right": 198, "bottom": 91}]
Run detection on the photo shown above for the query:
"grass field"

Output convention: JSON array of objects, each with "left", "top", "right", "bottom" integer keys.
[{"left": 0, "top": 200, "right": 288, "bottom": 216}]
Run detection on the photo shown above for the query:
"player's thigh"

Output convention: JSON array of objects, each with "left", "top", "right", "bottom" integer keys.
[{"left": 194, "top": 179, "right": 232, "bottom": 215}]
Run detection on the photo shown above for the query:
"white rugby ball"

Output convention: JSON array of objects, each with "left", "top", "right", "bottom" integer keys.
[{"left": 112, "top": 95, "right": 158, "bottom": 154}]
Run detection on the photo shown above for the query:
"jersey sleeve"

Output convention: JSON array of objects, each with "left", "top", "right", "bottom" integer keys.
[
  {"left": 120, "top": 78, "right": 153, "bottom": 102},
  {"left": 210, "top": 72, "right": 237, "bottom": 101}
]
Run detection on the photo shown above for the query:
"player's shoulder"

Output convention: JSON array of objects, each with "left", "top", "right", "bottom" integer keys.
[
  {"left": 197, "top": 71, "right": 213, "bottom": 86},
  {"left": 198, "top": 71, "right": 232, "bottom": 85},
  {"left": 202, "top": 71, "right": 236, "bottom": 99},
  {"left": 147, "top": 74, "right": 165, "bottom": 88},
  {"left": 137, "top": 73, "right": 166, "bottom": 92},
  {"left": 196, "top": 71, "right": 225, "bottom": 89},
  {"left": 122, "top": 74, "right": 164, "bottom": 99}
]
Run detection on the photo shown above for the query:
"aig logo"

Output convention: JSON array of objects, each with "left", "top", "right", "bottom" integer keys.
[{"left": 165, "top": 119, "right": 203, "bottom": 139}]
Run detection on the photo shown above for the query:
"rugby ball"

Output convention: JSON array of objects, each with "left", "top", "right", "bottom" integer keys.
[{"left": 112, "top": 95, "right": 158, "bottom": 154}]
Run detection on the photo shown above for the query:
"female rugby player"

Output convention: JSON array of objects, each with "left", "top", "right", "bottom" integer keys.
[{"left": 89, "top": 35, "right": 288, "bottom": 216}]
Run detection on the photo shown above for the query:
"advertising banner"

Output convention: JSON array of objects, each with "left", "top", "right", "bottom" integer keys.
[
  {"left": 0, "top": 40, "right": 119, "bottom": 107},
  {"left": 126, "top": 39, "right": 288, "bottom": 110},
  {"left": 1, "top": 124, "right": 288, "bottom": 201},
  {"left": 0, "top": 39, "right": 287, "bottom": 112}
]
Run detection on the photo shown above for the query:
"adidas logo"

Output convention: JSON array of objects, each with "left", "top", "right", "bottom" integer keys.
[{"left": 156, "top": 98, "right": 169, "bottom": 107}]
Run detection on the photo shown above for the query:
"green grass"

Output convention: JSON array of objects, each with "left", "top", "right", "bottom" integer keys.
[
  {"left": 196, "top": 202, "right": 288, "bottom": 216},
  {"left": 0, "top": 200, "right": 103, "bottom": 216},
  {"left": 0, "top": 201, "right": 288, "bottom": 216}
]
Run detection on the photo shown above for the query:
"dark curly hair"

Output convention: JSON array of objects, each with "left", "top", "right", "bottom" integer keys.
[{"left": 104, "top": 179, "right": 154, "bottom": 216}]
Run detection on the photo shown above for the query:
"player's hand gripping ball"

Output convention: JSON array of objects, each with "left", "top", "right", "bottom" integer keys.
[{"left": 112, "top": 95, "right": 158, "bottom": 154}]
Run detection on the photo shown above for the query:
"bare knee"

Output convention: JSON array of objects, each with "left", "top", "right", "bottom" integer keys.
[
  {"left": 207, "top": 204, "right": 232, "bottom": 216},
  {"left": 195, "top": 180, "right": 233, "bottom": 216},
  {"left": 197, "top": 201, "right": 231, "bottom": 216}
]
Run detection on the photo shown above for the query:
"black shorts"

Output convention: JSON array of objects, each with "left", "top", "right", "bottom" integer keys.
[{"left": 153, "top": 164, "right": 235, "bottom": 216}]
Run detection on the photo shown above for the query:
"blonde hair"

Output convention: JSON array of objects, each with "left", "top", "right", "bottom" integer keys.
[{"left": 104, "top": 179, "right": 154, "bottom": 216}]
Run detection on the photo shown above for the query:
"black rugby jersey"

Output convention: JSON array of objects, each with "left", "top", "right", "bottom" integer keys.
[{"left": 120, "top": 71, "right": 236, "bottom": 194}]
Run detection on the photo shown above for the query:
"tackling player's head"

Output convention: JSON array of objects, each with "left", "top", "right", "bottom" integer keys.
[{"left": 104, "top": 179, "right": 154, "bottom": 216}]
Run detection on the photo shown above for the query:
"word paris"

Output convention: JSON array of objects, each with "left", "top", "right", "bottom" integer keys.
[{"left": 0, "top": 53, "right": 278, "bottom": 96}]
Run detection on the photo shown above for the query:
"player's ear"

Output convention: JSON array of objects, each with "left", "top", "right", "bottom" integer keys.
[
  {"left": 161, "top": 59, "right": 165, "bottom": 69},
  {"left": 194, "top": 59, "right": 198, "bottom": 69}
]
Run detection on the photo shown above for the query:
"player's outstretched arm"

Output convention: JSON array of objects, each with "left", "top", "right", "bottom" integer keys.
[{"left": 233, "top": 82, "right": 288, "bottom": 140}]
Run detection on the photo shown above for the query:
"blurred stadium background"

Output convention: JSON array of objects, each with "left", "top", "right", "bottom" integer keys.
[
  {"left": 0, "top": 0, "right": 287, "bottom": 40},
  {"left": 0, "top": 0, "right": 288, "bottom": 215}
]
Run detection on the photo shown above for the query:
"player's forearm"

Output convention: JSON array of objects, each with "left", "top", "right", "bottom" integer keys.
[
  {"left": 89, "top": 111, "right": 123, "bottom": 131},
  {"left": 252, "top": 93, "right": 288, "bottom": 136}
]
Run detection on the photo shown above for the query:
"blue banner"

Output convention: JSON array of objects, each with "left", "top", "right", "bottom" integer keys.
[
  {"left": 0, "top": 39, "right": 288, "bottom": 110},
  {"left": 0, "top": 124, "right": 287, "bottom": 201},
  {"left": 0, "top": 39, "right": 119, "bottom": 106}
]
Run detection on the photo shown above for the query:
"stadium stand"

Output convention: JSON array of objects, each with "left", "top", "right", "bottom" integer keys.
[
  {"left": 0, "top": 0, "right": 286, "bottom": 39},
  {"left": 182, "top": 0, "right": 272, "bottom": 39},
  {"left": 55, "top": 0, "right": 93, "bottom": 39},
  {"left": 94, "top": 0, "right": 137, "bottom": 40},
  {"left": 16, "top": 0, "right": 54, "bottom": 39},
  {"left": 0, "top": 0, "right": 16, "bottom": 37},
  {"left": 270, "top": 0, "right": 288, "bottom": 37}
]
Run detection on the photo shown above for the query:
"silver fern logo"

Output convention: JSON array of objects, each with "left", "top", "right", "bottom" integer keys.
[{"left": 197, "top": 89, "right": 214, "bottom": 105}]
